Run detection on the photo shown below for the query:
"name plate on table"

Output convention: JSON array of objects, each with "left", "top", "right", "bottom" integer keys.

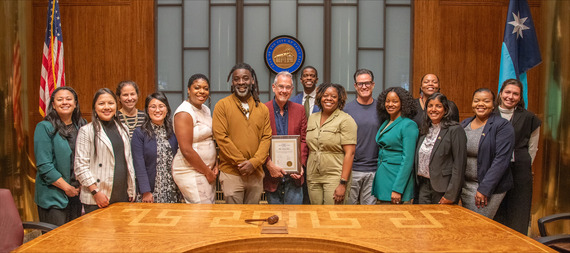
[{"left": 271, "top": 135, "right": 301, "bottom": 174}]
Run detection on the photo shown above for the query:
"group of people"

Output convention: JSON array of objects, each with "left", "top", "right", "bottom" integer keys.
[{"left": 33, "top": 63, "right": 540, "bottom": 235}]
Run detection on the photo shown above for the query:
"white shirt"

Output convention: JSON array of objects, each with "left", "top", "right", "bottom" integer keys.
[{"left": 303, "top": 89, "right": 317, "bottom": 115}]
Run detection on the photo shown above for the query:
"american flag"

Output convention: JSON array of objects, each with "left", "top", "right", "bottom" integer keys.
[{"left": 39, "top": 0, "right": 65, "bottom": 117}]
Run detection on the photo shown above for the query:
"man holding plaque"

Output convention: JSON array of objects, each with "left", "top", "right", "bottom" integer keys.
[
  {"left": 263, "top": 71, "right": 309, "bottom": 204},
  {"left": 213, "top": 63, "right": 272, "bottom": 204},
  {"left": 344, "top": 69, "right": 382, "bottom": 205}
]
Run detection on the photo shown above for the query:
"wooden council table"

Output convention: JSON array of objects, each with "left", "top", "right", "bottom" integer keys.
[{"left": 16, "top": 203, "right": 553, "bottom": 252}]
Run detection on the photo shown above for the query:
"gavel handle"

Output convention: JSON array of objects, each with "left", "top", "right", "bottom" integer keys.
[{"left": 245, "top": 219, "right": 267, "bottom": 222}]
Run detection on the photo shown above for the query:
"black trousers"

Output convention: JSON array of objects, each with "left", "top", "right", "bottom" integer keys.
[
  {"left": 417, "top": 176, "right": 445, "bottom": 204},
  {"left": 37, "top": 196, "right": 82, "bottom": 226},
  {"left": 494, "top": 162, "right": 532, "bottom": 235}
]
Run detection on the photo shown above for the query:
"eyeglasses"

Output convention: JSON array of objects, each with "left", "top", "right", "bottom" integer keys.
[
  {"left": 276, "top": 85, "right": 293, "bottom": 91},
  {"left": 356, "top": 81, "right": 373, "bottom": 87},
  {"left": 149, "top": 104, "right": 167, "bottom": 110}
]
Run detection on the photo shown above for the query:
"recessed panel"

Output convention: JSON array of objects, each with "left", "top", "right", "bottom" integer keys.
[
  {"left": 332, "top": 0, "right": 357, "bottom": 4},
  {"left": 184, "top": 50, "right": 209, "bottom": 90},
  {"left": 270, "top": 0, "right": 296, "bottom": 38},
  {"left": 298, "top": 0, "right": 323, "bottom": 3},
  {"left": 358, "top": 50, "right": 384, "bottom": 98},
  {"left": 158, "top": 0, "right": 181, "bottom": 5},
  {"left": 244, "top": 6, "right": 270, "bottom": 92},
  {"left": 385, "top": 6, "right": 410, "bottom": 89},
  {"left": 298, "top": 6, "right": 324, "bottom": 93},
  {"left": 210, "top": 6, "right": 236, "bottom": 92},
  {"left": 331, "top": 6, "right": 357, "bottom": 90},
  {"left": 386, "top": 0, "right": 411, "bottom": 5},
  {"left": 184, "top": 0, "right": 209, "bottom": 47},
  {"left": 165, "top": 92, "right": 184, "bottom": 113},
  {"left": 158, "top": 6, "right": 183, "bottom": 92},
  {"left": 210, "top": 0, "right": 236, "bottom": 4},
  {"left": 244, "top": 0, "right": 269, "bottom": 4},
  {"left": 359, "top": 0, "right": 384, "bottom": 48}
]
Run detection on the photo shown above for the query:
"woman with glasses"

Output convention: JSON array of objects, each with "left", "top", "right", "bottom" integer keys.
[{"left": 131, "top": 93, "right": 180, "bottom": 203}]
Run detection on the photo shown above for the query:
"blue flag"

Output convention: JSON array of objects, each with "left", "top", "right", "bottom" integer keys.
[{"left": 498, "top": 0, "right": 541, "bottom": 108}]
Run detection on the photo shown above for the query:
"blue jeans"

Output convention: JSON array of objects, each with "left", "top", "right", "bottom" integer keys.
[{"left": 266, "top": 176, "right": 303, "bottom": 204}]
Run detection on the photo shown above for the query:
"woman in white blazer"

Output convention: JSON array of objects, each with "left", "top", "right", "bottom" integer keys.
[{"left": 75, "top": 88, "right": 136, "bottom": 213}]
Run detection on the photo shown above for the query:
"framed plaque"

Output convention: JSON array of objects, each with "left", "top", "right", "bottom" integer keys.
[{"left": 271, "top": 135, "right": 301, "bottom": 174}]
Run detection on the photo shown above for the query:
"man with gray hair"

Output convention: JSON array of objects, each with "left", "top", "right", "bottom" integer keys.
[
  {"left": 263, "top": 71, "right": 309, "bottom": 204},
  {"left": 344, "top": 68, "right": 382, "bottom": 204}
]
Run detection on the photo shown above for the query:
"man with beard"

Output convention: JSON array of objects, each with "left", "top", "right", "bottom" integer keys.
[
  {"left": 263, "top": 71, "right": 308, "bottom": 204},
  {"left": 291, "top": 66, "right": 320, "bottom": 118},
  {"left": 213, "top": 63, "right": 272, "bottom": 204}
]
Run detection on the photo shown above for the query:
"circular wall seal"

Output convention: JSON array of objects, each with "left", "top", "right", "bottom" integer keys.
[{"left": 264, "top": 35, "right": 305, "bottom": 74}]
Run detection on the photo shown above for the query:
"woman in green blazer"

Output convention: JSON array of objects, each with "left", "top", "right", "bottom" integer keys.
[
  {"left": 34, "top": 87, "right": 86, "bottom": 226},
  {"left": 372, "top": 87, "right": 419, "bottom": 204}
]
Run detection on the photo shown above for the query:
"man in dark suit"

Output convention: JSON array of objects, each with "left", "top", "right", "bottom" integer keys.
[
  {"left": 264, "top": 71, "right": 309, "bottom": 204},
  {"left": 290, "top": 66, "right": 320, "bottom": 118}
]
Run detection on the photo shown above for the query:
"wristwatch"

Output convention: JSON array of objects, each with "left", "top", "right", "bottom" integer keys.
[
  {"left": 91, "top": 188, "right": 100, "bottom": 196},
  {"left": 339, "top": 178, "right": 348, "bottom": 185}
]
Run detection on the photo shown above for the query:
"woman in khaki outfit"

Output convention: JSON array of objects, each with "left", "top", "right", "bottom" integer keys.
[{"left": 306, "top": 83, "right": 357, "bottom": 205}]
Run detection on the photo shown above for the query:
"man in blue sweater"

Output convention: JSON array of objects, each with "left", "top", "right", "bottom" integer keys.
[{"left": 344, "top": 69, "right": 382, "bottom": 205}]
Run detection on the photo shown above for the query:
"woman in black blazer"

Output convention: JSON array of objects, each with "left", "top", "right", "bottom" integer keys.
[
  {"left": 415, "top": 93, "right": 466, "bottom": 204},
  {"left": 493, "top": 79, "right": 541, "bottom": 235},
  {"left": 460, "top": 88, "right": 515, "bottom": 219}
]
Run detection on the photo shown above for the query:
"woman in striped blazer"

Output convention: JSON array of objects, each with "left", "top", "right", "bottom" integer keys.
[{"left": 75, "top": 88, "right": 136, "bottom": 213}]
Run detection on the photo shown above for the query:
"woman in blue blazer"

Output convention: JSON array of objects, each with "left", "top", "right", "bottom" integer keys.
[
  {"left": 415, "top": 93, "right": 466, "bottom": 204},
  {"left": 34, "top": 86, "right": 86, "bottom": 225},
  {"left": 460, "top": 88, "right": 514, "bottom": 218},
  {"left": 372, "top": 87, "right": 418, "bottom": 204},
  {"left": 132, "top": 93, "right": 180, "bottom": 203}
]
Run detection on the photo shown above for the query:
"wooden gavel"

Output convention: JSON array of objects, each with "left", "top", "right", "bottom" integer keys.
[{"left": 245, "top": 215, "right": 279, "bottom": 225}]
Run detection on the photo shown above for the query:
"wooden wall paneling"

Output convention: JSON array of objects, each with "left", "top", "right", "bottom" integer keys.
[
  {"left": 28, "top": 0, "right": 155, "bottom": 152},
  {"left": 412, "top": 0, "right": 441, "bottom": 98},
  {"left": 413, "top": 0, "right": 543, "bottom": 120}
]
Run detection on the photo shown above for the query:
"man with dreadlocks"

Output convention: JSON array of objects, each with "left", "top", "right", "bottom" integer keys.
[{"left": 213, "top": 63, "right": 272, "bottom": 204}]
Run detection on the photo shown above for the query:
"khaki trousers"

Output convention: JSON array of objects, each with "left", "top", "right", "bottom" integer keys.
[{"left": 219, "top": 171, "right": 263, "bottom": 204}]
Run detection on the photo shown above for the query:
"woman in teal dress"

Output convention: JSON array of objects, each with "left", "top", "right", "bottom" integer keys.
[{"left": 372, "top": 87, "right": 418, "bottom": 204}]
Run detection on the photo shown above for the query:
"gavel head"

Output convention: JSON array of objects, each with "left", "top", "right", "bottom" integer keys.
[{"left": 267, "top": 215, "right": 279, "bottom": 225}]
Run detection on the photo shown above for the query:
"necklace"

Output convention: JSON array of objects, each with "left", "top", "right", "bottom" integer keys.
[
  {"left": 238, "top": 102, "right": 250, "bottom": 115},
  {"left": 121, "top": 110, "right": 138, "bottom": 130}
]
